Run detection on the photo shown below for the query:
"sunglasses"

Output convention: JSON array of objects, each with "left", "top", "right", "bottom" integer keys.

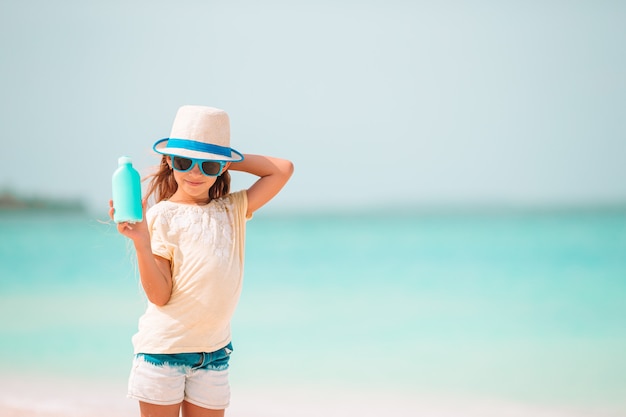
[{"left": 171, "top": 156, "right": 227, "bottom": 176}]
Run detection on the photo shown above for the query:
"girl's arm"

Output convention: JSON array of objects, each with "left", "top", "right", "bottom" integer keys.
[
  {"left": 228, "top": 154, "right": 294, "bottom": 217},
  {"left": 109, "top": 201, "right": 173, "bottom": 306}
]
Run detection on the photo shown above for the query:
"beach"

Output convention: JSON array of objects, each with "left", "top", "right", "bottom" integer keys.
[
  {"left": 1, "top": 211, "right": 625, "bottom": 416},
  {"left": 1, "top": 375, "right": 623, "bottom": 417},
  {"left": 2, "top": 0, "right": 626, "bottom": 413}
]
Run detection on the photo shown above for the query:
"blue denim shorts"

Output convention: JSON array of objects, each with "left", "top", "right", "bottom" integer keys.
[{"left": 128, "top": 343, "right": 233, "bottom": 409}]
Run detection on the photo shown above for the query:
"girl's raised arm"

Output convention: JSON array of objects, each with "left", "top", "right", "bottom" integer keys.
[{"left": 229, "top": 154, "right": 293, "bottom": 217}]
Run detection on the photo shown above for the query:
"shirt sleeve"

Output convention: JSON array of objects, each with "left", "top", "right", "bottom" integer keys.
[
  {"left": 228, "top": 190, "right": 249, "bottom": 264},
  {"left": 229, "top": 190, "right": 250, "bottom": 222},
  {"left": 147, "top": 206, "right": 173, "bottom": 261}
]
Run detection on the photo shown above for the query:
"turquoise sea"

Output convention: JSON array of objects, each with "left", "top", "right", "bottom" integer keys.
[{"left": 1, "top": 208, "right": 625, "bottom": 416}]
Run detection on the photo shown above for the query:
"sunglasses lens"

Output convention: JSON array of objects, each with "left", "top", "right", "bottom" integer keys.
[
  {"left": 173, "top": 157, "right": 193, "bottom": 171},
  {"left": 172, "top": 156, "right": 222, "bottom": 176},
  {"left": 201, "top": 161, "right": 222, "bottom": 176}
]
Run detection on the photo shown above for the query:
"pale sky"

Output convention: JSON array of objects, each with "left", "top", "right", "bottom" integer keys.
[{"left": 1, "top": 0, "right": 625, "bottom": 213}]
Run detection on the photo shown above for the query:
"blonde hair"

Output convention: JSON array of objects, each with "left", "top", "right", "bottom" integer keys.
[{"left": 145, "top": 155, "right": 231, "bottom": 204}]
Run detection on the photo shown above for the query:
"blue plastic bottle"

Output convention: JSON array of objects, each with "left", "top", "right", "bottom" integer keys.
[{"left": 112, "top": 156, "right": 143, "bottom": 223}]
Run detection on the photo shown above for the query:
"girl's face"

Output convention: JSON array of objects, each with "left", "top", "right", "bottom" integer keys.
[{"left": 167, "top": 156, "right": 219, "bottom": 204}]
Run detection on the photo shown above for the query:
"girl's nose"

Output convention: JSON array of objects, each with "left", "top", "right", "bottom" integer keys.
[{"left": 190, "top": 162, "right": 203, "bottom": 175}]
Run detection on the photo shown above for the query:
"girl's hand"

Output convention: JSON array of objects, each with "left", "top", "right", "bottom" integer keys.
[{"left": 108, "top": 199, "right": 150, "bottom": 243}]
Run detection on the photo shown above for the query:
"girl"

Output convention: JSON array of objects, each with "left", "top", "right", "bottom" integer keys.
[{"left": 110, "top": 105, "right": 293, "bottom": 417}]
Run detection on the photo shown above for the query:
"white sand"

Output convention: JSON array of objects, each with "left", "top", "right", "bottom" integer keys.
[
  {"left": 0, "top": 375, "right": 134, "bottom": 417},
  {"left": 1, "top": 375, "right": 622, "bottom": 417}
]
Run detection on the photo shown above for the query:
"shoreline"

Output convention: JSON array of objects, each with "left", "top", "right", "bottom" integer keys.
[
  {"left": 0, "top": 374, "right": 134, "bottom": 417},
  {"left": 1, "top": 374, "right": 624, "bottom": 417}
]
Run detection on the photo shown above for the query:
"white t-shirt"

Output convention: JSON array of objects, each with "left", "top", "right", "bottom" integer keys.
[{"left": 132, "top": 190, "right": 248, "bottom": 354}]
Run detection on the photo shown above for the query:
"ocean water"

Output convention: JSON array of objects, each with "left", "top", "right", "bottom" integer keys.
[{"left": 1, "top": 209, "right": 625, "bottom": 416}]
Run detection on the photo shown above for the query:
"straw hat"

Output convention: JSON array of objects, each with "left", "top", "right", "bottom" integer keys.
[{"left": 153, "top": 105, "right": 244, "bottom": 161}]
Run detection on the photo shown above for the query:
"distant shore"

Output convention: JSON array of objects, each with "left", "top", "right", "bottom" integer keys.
[{"left": 0, "top": 191, "right": 86, "bottom": 213}]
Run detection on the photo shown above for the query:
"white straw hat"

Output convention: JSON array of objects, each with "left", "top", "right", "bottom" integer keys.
[{"left": 153, "top": 105, "right": 244, "bottom": 161}]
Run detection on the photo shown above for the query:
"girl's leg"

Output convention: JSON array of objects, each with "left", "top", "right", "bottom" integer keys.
[
  {"left": 182, "top": 401, "right": 225, "bottom": 417},
  {"left": 139, "top": 401, "right": 181, "bottom": 417}
]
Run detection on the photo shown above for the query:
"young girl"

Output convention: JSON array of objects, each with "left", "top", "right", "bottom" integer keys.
[{"left": 110, "top": 105, "right": 293, "bottom": 417}]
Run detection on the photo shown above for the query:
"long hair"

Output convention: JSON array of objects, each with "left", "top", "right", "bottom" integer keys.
[{"left": 145, "top": 156, "right": 231, "bottom": 204}]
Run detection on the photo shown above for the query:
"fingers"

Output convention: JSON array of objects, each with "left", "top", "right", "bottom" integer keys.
[
  {"left": 109, "top": 199, "right": 148, "bottom": 238},
  {"left": 118, "top": 222, "right": 131, "bottom": 231}
]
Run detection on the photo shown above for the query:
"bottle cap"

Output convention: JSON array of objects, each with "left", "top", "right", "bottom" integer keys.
[{"left": 118, "top": 156, "right": 132, "bottom": 165}]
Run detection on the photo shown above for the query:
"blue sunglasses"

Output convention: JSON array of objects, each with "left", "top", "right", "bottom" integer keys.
[{"left": 171, "top": 156, "right": 227, "bottom": 177}]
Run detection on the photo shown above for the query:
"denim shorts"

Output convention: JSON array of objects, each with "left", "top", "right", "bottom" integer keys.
[{"left": 127, "top": 343, "right": 233, "bottom": 409}]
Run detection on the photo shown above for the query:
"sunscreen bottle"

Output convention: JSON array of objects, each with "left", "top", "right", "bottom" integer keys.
[{"left": 112, "top": 156, "right": 143, "bottom": 223}]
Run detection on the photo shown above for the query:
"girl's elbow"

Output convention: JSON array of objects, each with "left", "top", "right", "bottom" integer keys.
[{"left": 280, "top": 159, "right": 294, "bottom": 178}]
